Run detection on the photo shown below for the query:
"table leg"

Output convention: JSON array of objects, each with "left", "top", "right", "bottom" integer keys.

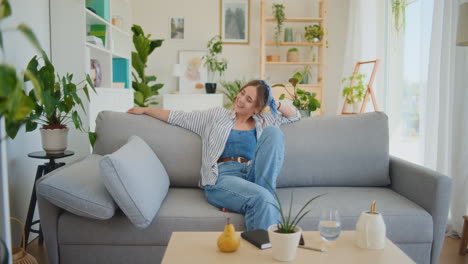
[
  {"left": 23, "top": 164, "right": 45, "bottom": 248},
  {"left": 459, "top": 216, "right": 468, "bottom": 256}
]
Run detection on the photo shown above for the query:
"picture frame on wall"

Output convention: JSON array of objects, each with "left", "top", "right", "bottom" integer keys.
[
  {"left": 178, "top": 51, "right": 208, "bottom": 94},
  {"left": 220, "top": 0, "right": 250, "bottom": 44},
  {"left": 170, "top": 17, "right": 185, "bottom": 40}
]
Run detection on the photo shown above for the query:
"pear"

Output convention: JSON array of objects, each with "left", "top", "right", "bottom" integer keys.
[{"left": 217, "top": 217, "right": 240, "bottom": 252}]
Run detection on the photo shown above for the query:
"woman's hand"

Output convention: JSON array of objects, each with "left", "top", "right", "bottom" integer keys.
[{"left": 127, "top": 107, "right": 146, "bottom": 115}]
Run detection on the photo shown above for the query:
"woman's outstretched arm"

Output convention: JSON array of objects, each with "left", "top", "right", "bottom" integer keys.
[{"left": 127, "top": 107, "right": 170, "bottom": 122}]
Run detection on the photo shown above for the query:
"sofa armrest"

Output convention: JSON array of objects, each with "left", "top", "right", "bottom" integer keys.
[
  {"left": 389, "top": 156, "right": 452, "bottom": 264},
  {"left": 36, "top": 192, "right": 62, "bottom": 264}
]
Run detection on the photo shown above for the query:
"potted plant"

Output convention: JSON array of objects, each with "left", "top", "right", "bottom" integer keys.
[
  {"left": 220, "top": 79, "right": 244, "bottom": 109},
  {"left": 273, "top": 72, "right": 321, "bottom": 117},
  {"left": 286, "top": 47, "right": 299, "bottom": 62},
  {"left": 24, "top": 55, "right": 95, "bottom": 154},
  {"left": 304, "top": 24, "right": 324, "bottom": 43},
  {"left": 341, "top": 73, "right": 366, "bottom": 114},
  {"left": 265, "top": 184, "right": 324, "bottom": 261},
  {"left": 131, "top": 24, "right": 164, "bottom": 107},
  {"left": 266, "top": 2, "right": 285, "bottom": 62},
  {"left": 391, "top": 0, "right": 406, "bottom": 34},
  {"left": 202, "top": 35, "right": 228, "bottom": 94}
]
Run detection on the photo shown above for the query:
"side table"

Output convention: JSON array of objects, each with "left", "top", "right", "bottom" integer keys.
[{"left": 23, "top": 150, "right": 74, "bottom": 248}]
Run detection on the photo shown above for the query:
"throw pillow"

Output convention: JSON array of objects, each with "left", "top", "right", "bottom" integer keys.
[
  {"left": 100, "top": 135, "right": 170, "bottom": 229},
  {"left": 36, "top": 154, "right": 117, "bottom": 220}
]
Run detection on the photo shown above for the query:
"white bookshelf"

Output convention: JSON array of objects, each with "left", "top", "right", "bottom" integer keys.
[{"left": 50, "top": 0, "right": 134, "bottom": 154}]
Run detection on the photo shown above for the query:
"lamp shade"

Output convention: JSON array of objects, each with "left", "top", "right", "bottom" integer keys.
[
  {"left": 457, "top": 2, "right": 468, "bottom": 46},
  {"left": 172, "top": 64, "right": 183, "bottom": 77}
]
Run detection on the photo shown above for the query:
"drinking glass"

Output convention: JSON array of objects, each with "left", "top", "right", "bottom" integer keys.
[{"left": 318, "top": 208, "right": 341, "bottom": 241}]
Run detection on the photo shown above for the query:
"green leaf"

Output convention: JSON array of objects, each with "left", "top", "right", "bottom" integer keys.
[
  {"left": 83, "top": 84, "right": 90, "bottom": 101},
  {"left": 0, "top": 64, "right": 19, "bottom": 97},
  {"left": 279, "top": 94, "right": 285, "bottom": 100},
  {"left": 71, "top": 111, "right": 82, "bottom": 130},
  {"left": 148, "top": 39, "right": 164, "bottom": 54},
  {"left": 86, "top": 74, "right": 96, "bottom": 93},
  {"left": 145, "top": 75, "right": 156, "bottom": 83},
  {"left": 150, "top": 83, "right": 163, "bottom": 93},
  {"left": 23, "top": 69, "right": 42, "bottom": 104},
  {"left": 131, "top": 52, "right": 145, "bottom": 79},
  {"left": 88, "top": 131, "right": 97, "bottom": 148},
  {"left": 134, "top": 91, "right": 144, "bottom": 107},
  {"left": 0, "top": 0, "right": 12, "bottom": 21},
  {"left": 26, "top": 119, "right": 38, "bottom": 132}
]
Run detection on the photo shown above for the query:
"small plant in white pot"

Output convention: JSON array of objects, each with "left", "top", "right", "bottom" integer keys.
[
  {"left": 267, "top": 191, "right": 324, "bottom": 262},
  {"left": 341, "top": 72, "right": 366, "bottom": 114},
  {"left": 24, "top": 55, "right": 95, "bottom": 154}
]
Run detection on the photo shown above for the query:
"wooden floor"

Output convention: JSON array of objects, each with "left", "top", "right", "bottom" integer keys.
[{"left": 26, "top": 236, "right": 468, "bottom": 264}]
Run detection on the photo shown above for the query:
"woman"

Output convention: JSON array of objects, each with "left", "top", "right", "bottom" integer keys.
[{"left": 127, "top": 80, "right": 300, "bottom": 230}]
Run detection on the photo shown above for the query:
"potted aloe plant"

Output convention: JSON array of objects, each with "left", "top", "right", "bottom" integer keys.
[
  {"left": 262, "top": 178, "right": 324, "bottom": 262},
  {"left": 273, "top": 72, "right": 321, "bottom": 117},
  {"left": 24, "top": 55, "right": 95, "bottom": 154},
  {"left": 202, "top": 35, "right": 228, "bottom": 94}
]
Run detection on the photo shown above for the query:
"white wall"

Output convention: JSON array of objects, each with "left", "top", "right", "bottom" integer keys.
[
  {"left": 3, "top": 0, "right": 51, "bottom": 246},
  {"left": 132, "top": 0, "right": 349, "bottom": 115}
]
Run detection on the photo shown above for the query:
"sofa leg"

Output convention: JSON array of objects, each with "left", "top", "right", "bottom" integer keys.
[{"left": 459, "top": 216, "right": 468, "bottom": 256}]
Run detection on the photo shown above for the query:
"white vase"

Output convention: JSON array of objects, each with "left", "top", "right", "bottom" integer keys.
[
  {"left": 268, "top": 224, "right": 302, "bottom": 262},
  {"left": 40, "top": 127, "right": 69, "bottom": 154},
  {"left": 355, "top": 211, "right": 386, "bottom": 250}
]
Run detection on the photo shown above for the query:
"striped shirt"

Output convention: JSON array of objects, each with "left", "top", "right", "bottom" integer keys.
[{"left": 167, "top": 107, "right": 301, "bottom": 187}]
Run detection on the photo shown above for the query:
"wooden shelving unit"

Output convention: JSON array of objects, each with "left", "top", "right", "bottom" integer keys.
[{"left": 260, "top": 0, "right": 328, "bottom": 115}]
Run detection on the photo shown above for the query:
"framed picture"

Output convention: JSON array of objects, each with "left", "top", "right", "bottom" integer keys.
[
  {"left": 220, "top": 0, "right": 250, "bottom": 44},
  {"left": 178, "top": 51, "right": 207, "bottom": 94},
  {"left": 170, "top": 17, "right": 184, "bottom": 40}
]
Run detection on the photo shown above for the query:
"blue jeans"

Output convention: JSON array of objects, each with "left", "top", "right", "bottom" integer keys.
[{"left": 204, "top": 126, "right": 285, "bottom": 231}]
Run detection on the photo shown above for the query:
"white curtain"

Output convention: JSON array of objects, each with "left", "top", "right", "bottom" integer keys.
[
  {"left": 423, "top": 0, "right": 468, "bottom": 235},
  {"left": 336, "top": 0, "right": 386, "bottom": 114}
]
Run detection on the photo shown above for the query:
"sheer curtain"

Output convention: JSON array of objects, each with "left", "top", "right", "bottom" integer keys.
[
  {"left": 423, "top": 0, "right": 468, "bottom": 235},
  {"left": 336, "top": 0, "right": 385, "bottom": 114}
]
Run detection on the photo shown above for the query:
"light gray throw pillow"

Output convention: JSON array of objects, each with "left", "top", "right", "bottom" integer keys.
[
  {"left": 100, "top": 135, "right": 170, "bottom": 229},
  {"left": 36, "top": 154, "right": 117, "bottom": 220}
]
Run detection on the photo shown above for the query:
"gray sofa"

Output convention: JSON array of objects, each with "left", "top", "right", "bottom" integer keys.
[{"left": 36, "top": 111, "right": 452, "bottom": 264}]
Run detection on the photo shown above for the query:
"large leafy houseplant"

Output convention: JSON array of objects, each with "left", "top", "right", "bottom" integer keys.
[
  {"left": 202, "top": 35, "right": 228, "bottom": 83},
  {"left": 24, "top": 56, "right": 95, "bottom": 133},
  {"left": 131, "top": 24, "right": 164, "bottom": 107},
  {"left": 273, "top": 72, "right": 321, "bottom": 115}
]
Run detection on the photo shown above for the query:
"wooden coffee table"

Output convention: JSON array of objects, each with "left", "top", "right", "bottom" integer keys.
[{"left": 162, "top": 231, "right": 415, "bottom": 263}]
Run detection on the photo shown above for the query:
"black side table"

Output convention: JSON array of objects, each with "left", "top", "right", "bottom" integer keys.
[{"left": 24, "top": 150, "right": 74, "bottom": 248}]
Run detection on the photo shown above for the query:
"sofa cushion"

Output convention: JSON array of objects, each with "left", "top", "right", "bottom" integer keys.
[
  {"left": 100, "top": 135, "right": 170, "bottom": 229},
  {"left": 93, "top": 111, "right": 202, "bottom": 187},
  {"left": 278, "top": 112, "right": 390, "bottom": 187},
  {"left": 57, "top": 187, "right": 432, "bottom": 246},
  {"left": 36, "top": 154, "right": 116, "bottom": 220}
]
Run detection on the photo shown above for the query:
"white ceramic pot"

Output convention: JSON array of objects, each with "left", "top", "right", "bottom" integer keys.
[
  {"left": 268, "top": 225, "right": 302, "bottom": 262},
  {"left": 40, "top": 127, "right": 69, "bottom": 154},
  {"left": 355, "top": 211, "right": 386, "bottom": 249}
]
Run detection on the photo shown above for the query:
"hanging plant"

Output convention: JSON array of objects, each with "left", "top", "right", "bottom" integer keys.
[
  {"left": 392, "top": 0, "right": 406, "bottom": 33},
  {"left": 272, "top": 3, "right": 285, "bottom": 47}
]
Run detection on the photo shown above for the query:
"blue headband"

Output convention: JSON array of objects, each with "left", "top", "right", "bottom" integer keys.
[{"left": 258, "top": 79, "right": 278, "bottom": 117}]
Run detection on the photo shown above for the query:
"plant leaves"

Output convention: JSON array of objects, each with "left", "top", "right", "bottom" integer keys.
[
  {"left": 0, "top": 0, "right": 12, "bottom": 21},
  {"left": 88, "top": 131, "right": 97, "bottom": 148}
]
